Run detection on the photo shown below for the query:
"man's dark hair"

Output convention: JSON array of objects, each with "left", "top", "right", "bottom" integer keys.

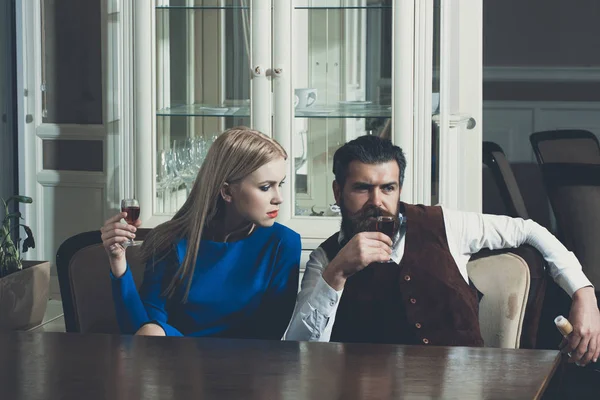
[{"left": 332, "top": 135, "right": 407, "bottom": 188}]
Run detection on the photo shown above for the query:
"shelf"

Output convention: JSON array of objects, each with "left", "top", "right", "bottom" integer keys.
[
  {"left": 157, "top": 104, "right": 250, "bottom": 118},
  {"left": 295, "top": 104, "right": 391, "bottom": 119},
  {"left": 156, "top": 103, "right": 392, "bottom": 119},
  {"left": 156, "top": 6, "right": 249, "bottom": 10},
  {"left": 295, "top": 6, "right": 391, "bottom": 10},
  {"left": 295, "top": 1, "right": 391, "bottom": 10},
  {"left": 156, "top": 6, "right": 389, "bottom": 10},
  {"left": 156, "top": 2, "right": 249, "bottom": 11}
]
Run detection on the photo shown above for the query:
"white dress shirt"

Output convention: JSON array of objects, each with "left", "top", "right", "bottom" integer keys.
[{"left": 284, "top": 207, "right": 593, "bottom": 342}]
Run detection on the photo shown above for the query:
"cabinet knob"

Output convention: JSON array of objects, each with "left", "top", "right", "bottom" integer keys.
[
  {"left": 252, "top": 65, "right": 264, "bottom": 77},
  {"left": 273, "top": 67, "right": 283, "bottom": 77},
  {"left": 467, "top": 117, "right": 476, "bottom": 130}
]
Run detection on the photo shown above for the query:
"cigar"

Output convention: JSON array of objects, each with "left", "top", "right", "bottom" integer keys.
[
  {"left": 554, "top": 315, "right": 575, "bottom": 360},
  {"left": 554, "top": 315, "right": 574, "bottom": 337}
]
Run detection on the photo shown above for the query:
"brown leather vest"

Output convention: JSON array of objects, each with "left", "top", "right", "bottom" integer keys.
[{"left": 324, "top": 203, "right": 484, "bottom": 347}]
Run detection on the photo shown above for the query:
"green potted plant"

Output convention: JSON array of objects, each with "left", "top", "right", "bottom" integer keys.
[{"left": 0, "top": 195, "right": 50, "bottom": 330}]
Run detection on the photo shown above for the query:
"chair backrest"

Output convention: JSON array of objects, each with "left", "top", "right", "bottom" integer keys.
[
  {"left": 468, "top": 246, "right": 547, "bottom": 349},
  {"left": 530, "top": 130, "right": 600, "bottom": 288},
  {"left": 530, "top": 129, "right": 600, "bottom": 165},
  {"left": 482, "top": 141, "right": 529, "bottom": 219},
  {"left": 56, "top": 229, "right": 151, "bottom": 333}
]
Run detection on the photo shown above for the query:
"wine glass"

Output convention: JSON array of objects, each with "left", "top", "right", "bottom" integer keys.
[
  {"left": 156, "top": 149, "right": 177, "bottom": 213},
  {"left": 374, "top": 216, "right": 395, "bottom": 239},
  {"left": 173, "top": 140, "right": 197, "bottom": 197},
  {"left": 370, "top": 216, "right": 396, "bottom": 263},
  {"left": 120, "top": 198, "right": 140, "bottom": 246}
]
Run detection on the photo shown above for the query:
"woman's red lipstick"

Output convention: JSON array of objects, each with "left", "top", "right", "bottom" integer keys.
[{"left": 267, "top": 211, "right": 278, "bottom": 218}]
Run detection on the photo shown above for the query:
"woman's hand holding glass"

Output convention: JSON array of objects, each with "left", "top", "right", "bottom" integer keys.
[{"left": 100, "top": 212, "right": 142, "bottom": 278}]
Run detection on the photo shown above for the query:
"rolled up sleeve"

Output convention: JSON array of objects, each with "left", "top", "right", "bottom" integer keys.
[{"left": 284, "top": 247, "right": 343, "bottom": 341}]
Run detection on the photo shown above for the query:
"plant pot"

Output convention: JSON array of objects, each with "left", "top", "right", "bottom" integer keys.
[{"left": 0, "top": 261, "right": 51, "bottom": 331}]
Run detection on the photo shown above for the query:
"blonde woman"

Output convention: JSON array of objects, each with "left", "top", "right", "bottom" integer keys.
[{"left": 101, "top": 127, "right": 301, "bottom": 338}]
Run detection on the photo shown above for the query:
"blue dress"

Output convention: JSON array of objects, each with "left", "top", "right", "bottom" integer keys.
[{"left": 111, "top": 223, "right": 301, "bottom": 338}]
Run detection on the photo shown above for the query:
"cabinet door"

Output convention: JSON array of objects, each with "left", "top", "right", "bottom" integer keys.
[
  {"left": 273, "top": 0, "right": 482, "bottom": 240},
  {"left": 274, "top": 0, "right": 398, "bottom": 238},
  {"left": 434, "top": 0, "right": 483, "bottom": 213},
  {"left": 139, "top": 0, "right": 271, "bottom": 225},
  {"left": 18, "top": 0, "right": 115, "bottom": 299}
]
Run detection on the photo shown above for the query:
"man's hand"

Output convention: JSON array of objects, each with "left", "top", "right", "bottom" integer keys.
[
  {"left": 322, "top": 232, "right": 392, "bottom": 291},
  {"left": 560, "top": 287, "right": 600, "bottom": 366}
]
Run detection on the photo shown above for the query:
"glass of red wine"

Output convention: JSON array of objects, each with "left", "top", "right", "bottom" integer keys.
[
  {"left": 371, "top": 216, "right": 396, "bottom": 263},
  {"left": 121, "top": 198, "right": 140, "bottom": 247}
]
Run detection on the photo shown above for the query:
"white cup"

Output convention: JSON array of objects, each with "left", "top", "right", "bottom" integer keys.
[{"left": 294, "top": 88, "right": 318, "bottom": 108}]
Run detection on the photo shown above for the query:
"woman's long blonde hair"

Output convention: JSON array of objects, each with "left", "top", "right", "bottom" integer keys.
[{"left": 140, "top": 127, "right": 288, "bottom": 301}]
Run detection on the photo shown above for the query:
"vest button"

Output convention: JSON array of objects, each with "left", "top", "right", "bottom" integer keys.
[
  {"left": 415, "top": 323, "right": 422, "bottom": 329},
  {"left": 404, "top": 275, "right": 411, "bottom": 282},
  {"left": 410, "top": 298, "right": 417, "bottom": 304},
  {"left": 422, "top": 338, "right": 429, "bottom": 344}
]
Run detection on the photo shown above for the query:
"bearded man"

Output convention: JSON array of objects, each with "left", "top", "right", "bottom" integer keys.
[{"left": 285, "top": 135, "right": 600, "bottom": 367}]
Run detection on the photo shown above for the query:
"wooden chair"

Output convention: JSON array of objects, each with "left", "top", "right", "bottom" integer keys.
[
  {"left": 56, "top": 229, "right": 151, "bottom": 333},
  {"left": 530, "top": 129, "right": 600, "bottom": 291}
]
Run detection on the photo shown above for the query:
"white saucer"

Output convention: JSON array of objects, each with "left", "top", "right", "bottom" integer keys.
[
  {"left": 196, "top": 106, "right": 230, "bottom": 114},
  {"left": 295, "top": 108, "right": 333, "bottom": 116},
  {"left": 339, "top": 100, "right": 373, "bottom": 107}
]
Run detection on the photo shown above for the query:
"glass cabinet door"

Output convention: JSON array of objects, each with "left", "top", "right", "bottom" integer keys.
[
  {"left": 289, "top": 0, "right": 392, "bottom": 218},
  {"left": 154, "top": 0, "right": 253, "bottom": 213}
]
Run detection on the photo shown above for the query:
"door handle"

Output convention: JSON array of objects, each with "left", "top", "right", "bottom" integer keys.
[
  {"left": 467, "top": 117, "right": 476, "bottom": 130},
  {"left": 252, "top": 65, "right": 264, "bottom": 77}
]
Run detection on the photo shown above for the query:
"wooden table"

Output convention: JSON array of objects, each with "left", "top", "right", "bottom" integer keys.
[{"left": 0, "top": 332, "right": 560, "bottom": 399}]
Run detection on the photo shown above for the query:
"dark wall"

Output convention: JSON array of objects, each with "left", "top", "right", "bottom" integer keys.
[
  {"left": 484, "top": 0, "right": 600, "bottom": 67},
  {"left": 483, "top": 0, "right": 600, "bottom": 101}
]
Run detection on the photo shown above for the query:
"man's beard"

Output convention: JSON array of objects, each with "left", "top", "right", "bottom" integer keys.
[{"left": 339, "top": 199, "right": 400, "bottom": 244}]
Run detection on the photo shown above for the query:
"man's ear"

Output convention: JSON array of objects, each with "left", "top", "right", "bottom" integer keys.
[
  {"left": 333, "top": 180, "right": 342, "bottom": 205},
  {"left": 220, "top": 182, "right": 233, "bottom": 203}
]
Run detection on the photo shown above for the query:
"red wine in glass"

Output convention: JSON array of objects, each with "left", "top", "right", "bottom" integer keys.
[
  {"left": 371, "top": 216, "right": 396, "bottom": 263},
  {"left": 121, "top": 199, "right": 140, "bottom": 246},
  {"left": 122, "top": 206, "right": 140, "bottom": 224},
  {"left": 375, "top": 216, "right": 396, "bottom": 239}
]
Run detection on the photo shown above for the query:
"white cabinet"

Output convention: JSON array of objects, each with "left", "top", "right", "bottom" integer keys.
[
  {"left": 125, "top": 0, "right": 483, "bottom": 242},
  {"left": 17, "top": 0, "right": 483, "bottom": 265}
]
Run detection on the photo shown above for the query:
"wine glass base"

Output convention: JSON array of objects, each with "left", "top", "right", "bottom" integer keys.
[{"left": 123, "top": 240, "right": 142, "bottom": 248}]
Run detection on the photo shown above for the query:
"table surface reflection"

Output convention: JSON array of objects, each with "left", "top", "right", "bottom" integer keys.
[{"left": 0, "top": 331, "right": 560, "bottom": 399}]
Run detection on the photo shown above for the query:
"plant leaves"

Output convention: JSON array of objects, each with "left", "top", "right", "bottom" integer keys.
[
  {"left": 0, "top": 246, "right": 21, "bottom": 277},
  {"left": 4, "top": 212, "right": 22, "bottom": 220},
  {"left": 8, "top": 195, "right": 33, "bottom": 204},
  {"left": 22, "top": 225, "right": 35, "bottom": 253}
]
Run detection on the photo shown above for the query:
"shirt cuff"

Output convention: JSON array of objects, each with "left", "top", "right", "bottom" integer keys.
[
  {"left": 556, "top": 269, "right": 594, "bottom": 298},
  {"left": 307, "top": 276, "right": 343, "bottom": 317}
]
